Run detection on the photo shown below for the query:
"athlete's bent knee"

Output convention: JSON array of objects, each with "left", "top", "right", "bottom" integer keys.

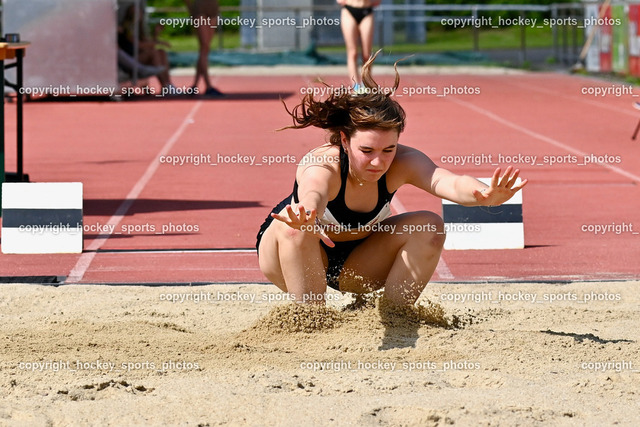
[
  {"left": 410, "top": 211, "right": 446, "bottom": 249},
  {"left": 275, "top": 221, "right": 318, "bottom": 248}
]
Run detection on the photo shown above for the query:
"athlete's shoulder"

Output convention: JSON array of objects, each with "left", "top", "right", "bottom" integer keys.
[
  {"left": 295, "top": 144, "right": 342, "bottom": 200},
  {"left": 387, "top": 144, "right": 437, "bottom": 190},
  {"left": 299, "top": 144, "right": 341, "bottom": 171},
  {"left": 392, "top": 144, "right": 432, "bottom": 166}
]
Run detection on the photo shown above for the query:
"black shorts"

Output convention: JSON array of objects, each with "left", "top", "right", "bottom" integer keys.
[
  {"left": 256, "top": 195, "right": 290, "bottom": 253},
  {"left": 321, "top": 238, "right": 364, "bottom": 290},
  {"left": 344, "top": 5, "right": 374, "bottom": 25},
  {"left": 256, "top": 196, "right": 365, "bottom": 291}
]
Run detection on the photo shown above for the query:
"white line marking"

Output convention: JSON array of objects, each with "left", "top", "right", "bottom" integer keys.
[
  {"left": 434, "top": 257, "right": 454, "bottom": 280},
  {"left": 508, "top": 80, "right": 640, "bottom": 118},
  {"left": 390, "top": 197, "right": 408, "bottom": 215},
  {"left": 66, "top": 101, "right": 203, "bottom": 283},
  {"left": 447, "top": 97, "right": 640, "bottom": 183},
  {"left": 390, "top": 198, "right": 454, "bottom": 280}
]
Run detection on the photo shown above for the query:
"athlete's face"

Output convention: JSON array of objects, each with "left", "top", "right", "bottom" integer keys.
[{"left": 341, "top": 129, "right": 398, "bottom": 183}]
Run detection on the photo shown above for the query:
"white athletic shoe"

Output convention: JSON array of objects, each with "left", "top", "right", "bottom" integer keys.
[{"left": 351, "top": 83, "right": 369, "bottom": 97}]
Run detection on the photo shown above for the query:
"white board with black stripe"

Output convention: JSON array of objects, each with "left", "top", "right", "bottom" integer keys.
[
  {"left": 1, "top": 183, "right": 83, "bottom": 254},
  {"left": 442, "top": 178, "right": 524, "bottom": 250}
]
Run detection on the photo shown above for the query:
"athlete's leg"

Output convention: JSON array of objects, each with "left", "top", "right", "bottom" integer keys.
[
  {"left": 358, "top": 13, "right": 375, "bottom": 67},
  {"left": 139, "top": 48, "right": 171, "bottom": 87},
  {"left": 340, "top": 8, "right": 361, "bottom": 85},
  {"left": 258, "top": 214, "right": 329, "bottom": 303},
  {"left": 194, "top": 24, "right": 215, "bottom": 90},
  {"left": 155, "top": 49, "right": 172, "bottom": 87},
  {"left": 338, "top": 211, "right": 446, "bottom": 306}
]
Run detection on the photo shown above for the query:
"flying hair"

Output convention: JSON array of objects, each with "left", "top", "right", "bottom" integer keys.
[{"left": 279, "top": 49, "right": 406, "bottom": 145}]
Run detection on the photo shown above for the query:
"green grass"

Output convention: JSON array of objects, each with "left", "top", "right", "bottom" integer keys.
[
  {"left": 321, "top": 26, "right": 570, "bottom": 55},
  {"left": 162, "top": 25, "right": 570, "bottom": 54},
  {"left": 159, "top": 33, "right": 242, "bottom": 51}
]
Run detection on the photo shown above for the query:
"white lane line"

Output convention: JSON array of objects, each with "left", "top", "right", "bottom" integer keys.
[
  {"left": 67, "top": 101, "right": 203, "bottom": 283},
  {"left": 507, "top": 80, "right": 639, "bottom": 118},
  {"left": 391, "top": 198, "right": 454, "bottom": 280},
  {"left": 447, "top": 97, "right": 640, "bottom": 183},
  {"left": 390, "top": 196, "right": 408, "bottom": 215}
]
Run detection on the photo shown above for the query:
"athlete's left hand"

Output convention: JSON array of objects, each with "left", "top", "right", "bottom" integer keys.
[{"left": 472, "top": 166, "right": 528, "bottom": 206}]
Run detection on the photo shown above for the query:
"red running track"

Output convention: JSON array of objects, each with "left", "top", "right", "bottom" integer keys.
[{"left": 0, "top": 70, "right": 639, "bottom": 284}]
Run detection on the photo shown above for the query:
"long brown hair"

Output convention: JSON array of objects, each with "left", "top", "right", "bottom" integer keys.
[{"left": 280, "top": 50, "right": 406, "bottom": 145}]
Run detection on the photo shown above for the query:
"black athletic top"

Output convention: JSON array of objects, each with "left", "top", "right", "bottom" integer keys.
[{"left": 292, "top": 147, "right": 395, "bottom": 229}]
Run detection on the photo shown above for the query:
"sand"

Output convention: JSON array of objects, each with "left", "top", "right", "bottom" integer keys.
[{"left": 1, "top": 281, "right": 638, "bottom": 426}]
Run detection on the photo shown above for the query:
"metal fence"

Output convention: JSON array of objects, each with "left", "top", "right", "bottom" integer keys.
[{"left": 0, "top": 2, "right": 588, "bottom": 65}]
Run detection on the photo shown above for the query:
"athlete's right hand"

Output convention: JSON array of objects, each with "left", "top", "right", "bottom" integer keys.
[{"left": 271, "top": 204, "right": 335, "bottom": 248}]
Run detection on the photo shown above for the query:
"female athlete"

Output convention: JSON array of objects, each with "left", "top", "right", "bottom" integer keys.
[{"left": 256, "top": 52, "right": 527, "bottom": 306}]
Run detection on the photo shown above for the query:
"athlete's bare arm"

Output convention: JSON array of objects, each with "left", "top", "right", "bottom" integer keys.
[
  {"left": 270, "top": 146, "right": 341, "bottom": 247},
  {"left": 392, "top": 145, "right": 528, "bottom": 206}
]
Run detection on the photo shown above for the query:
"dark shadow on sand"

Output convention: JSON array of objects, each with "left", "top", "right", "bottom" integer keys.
[{"left": 542, "top": 329, "right": 635, "bottom": 344}]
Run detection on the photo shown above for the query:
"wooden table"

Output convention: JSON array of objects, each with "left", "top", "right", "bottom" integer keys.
[{"left": 0, "top": 41, "right": 30, "bottom": 210}]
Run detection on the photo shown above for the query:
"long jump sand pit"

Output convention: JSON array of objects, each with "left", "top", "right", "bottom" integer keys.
[{"left": 1, "top": 281, "right": 638, "bottom": 426}]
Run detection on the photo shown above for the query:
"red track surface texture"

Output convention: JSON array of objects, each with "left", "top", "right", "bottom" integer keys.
[{"left": 1, "top": 71, "right": 639, "bottom": 284}]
